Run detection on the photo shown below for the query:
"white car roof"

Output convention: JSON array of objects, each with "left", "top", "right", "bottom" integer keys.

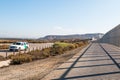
[{"left": 13, "top": 42, "right": 28, "bottom": 44}]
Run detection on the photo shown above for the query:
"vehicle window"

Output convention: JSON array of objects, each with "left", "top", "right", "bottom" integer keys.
[{"left": 16, "top": 43, "right": 21, "bottom": 45}]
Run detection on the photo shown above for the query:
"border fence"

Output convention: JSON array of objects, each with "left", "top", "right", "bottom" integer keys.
[{"left": 99, "top": 24, "right": 120, "bottom": 47}]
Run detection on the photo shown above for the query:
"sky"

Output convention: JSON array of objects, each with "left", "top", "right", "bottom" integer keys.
[{"left": 0, "top": 0, "right": 120, "bottom": 38}]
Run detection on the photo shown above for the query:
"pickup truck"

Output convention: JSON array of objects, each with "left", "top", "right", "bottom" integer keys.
[{"left": 9, "top": 42, "right": 29, "bottom": 51}]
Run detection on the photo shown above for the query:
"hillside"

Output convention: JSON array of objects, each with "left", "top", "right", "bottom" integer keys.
[{"left": 39, "top": 33, "right": 104, "bottom": 40}]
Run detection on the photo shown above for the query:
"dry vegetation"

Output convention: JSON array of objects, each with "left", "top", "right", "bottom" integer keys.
[
  {"left": 0, "top": 46, "right": 86, "bottom": 80},
  {"left": 0, "top": 45, "right": 9, "bottom": 49},
  {"left": 8, "top": 40, "right": 89, "bottom": 65},
  {"left": 0, "top": 39, "right": 46, "bottom": 43},
  {"left": 0, "top": 55, "right": 5, "bottom": 61},
  {"left": 0, "top": 39, "right": 89, "bottom": 80}
]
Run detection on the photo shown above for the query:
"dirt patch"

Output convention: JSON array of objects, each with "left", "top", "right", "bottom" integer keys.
[{"left": 0, "top": 46, "right": 86, "bottom": 80}]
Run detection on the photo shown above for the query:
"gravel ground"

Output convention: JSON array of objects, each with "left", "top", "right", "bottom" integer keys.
[{"left": 0, "top": 46, "right": 86, "bottom": 80}]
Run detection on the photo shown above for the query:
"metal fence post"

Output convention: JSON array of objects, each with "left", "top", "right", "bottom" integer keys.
[
  {"left": 6, "top": 51, "right": 7, "bottom": 59},
  {"left": 28, "top": 48, "right": 29, "bottom": 53},
  {"left": 18, "top": 49, "right": 21, "bottom": 55},
  {"left": 13, "top": 50, "right": 15, "bottom": 55},
  {"left": 33, "top": 47, "right": 34, "bottom": 51},
  {"left": 24, "top": 50, "right": 26, "bottom": 54}
]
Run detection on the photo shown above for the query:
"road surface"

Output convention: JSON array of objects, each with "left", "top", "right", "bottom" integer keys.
[
  {"left": 42, "top": 43, "right": 120, "bottom": 80},
  {"left": 0, "top": 43, "right": 54, "bottom": 57}
]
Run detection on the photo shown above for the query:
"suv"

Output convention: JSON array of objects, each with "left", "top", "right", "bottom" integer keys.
[{"left": 9, "top": 42, "right": 29, "bottom": 51}]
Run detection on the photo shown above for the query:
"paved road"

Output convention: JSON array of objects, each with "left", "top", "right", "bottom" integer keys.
[
  {"left": 0, "top": 43, "right": 54, "bottom": 57},
  {"left": 42, "top": 43, "right": 120, "bottom": 80}
]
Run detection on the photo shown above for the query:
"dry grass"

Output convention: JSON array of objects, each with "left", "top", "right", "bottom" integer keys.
[
  {"left": 0, "top": 45, "right": 9, "bottom": 49},
  {"left": 0, "top": 40, "right": 16, "bottom": 43},
  {"left": 0, "top": 40, "right": 44, "bottom": 43},
  {"left": 0, "top": 55, "right": 6, "bottom": 61}
]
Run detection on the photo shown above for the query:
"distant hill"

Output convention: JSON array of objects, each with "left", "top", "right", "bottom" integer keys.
[{"left": 39, "top": 33, "right": 104, "bottom": 40}]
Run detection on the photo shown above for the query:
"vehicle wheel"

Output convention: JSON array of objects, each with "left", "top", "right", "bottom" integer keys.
[{"left": 9, "top": 49, "right": 12, "bottom": 51}]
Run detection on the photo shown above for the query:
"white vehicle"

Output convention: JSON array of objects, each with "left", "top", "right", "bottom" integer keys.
[{"left": 9, "top": 42, "right": 29, "bottom": 51}]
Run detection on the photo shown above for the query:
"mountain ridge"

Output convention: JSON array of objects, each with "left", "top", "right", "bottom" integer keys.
[{"left": 39, "top": 33, "right": 104, "bottom": 40}]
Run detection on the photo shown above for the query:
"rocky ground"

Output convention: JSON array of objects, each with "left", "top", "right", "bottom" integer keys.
[{"left": 0, "top": 46, "right": 86, "bottom": 80}]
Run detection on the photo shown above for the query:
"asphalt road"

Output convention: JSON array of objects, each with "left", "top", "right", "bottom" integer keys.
[
  {"left": 0, "top": 43, "right": 54, "bottom": 57},
  {"left": 42, "top": 43, "right": 120, "bottom": 80}
]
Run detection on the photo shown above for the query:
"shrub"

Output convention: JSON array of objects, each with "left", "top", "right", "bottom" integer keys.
[
  {"left": 27, "top": 48, "right": 51, "bottom": 60},
  {"left": 74, "top": 41, "right": 87, "bottom": 48},
  {"left": 51, "top": 43, "right": 64, "bottom": 55},
  {"left": 10, "top": 54, "right": 32, "bottom": 64},
  {"left": 28, "top": 51, "right": 41, "bottom": 60},
  {"left": 0, "top": 55, "right": 5, "bottom": 61},
  {"left": 50, "top": 42, "right": 76, "bottom": 55},
  {"left": 41, "top": 48, "right": 51, "bottom": 58},
  {"left": 8, "top": 54, "right": 14, "bottom": 59},
  {"left": 51, "top": 46, "right": 63, "bottom": 55},
  {"left": 28, "top": 49, "right": 41, "bottom": 55}
]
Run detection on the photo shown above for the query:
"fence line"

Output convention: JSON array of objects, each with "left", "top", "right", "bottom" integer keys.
[{"left": 3, "top": 43, "right": 54, "bottom": 58}]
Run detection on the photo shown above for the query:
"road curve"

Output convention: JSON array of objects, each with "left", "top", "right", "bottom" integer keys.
[{"left": 42, "top": 43, "right": 120, "bottom": 80}]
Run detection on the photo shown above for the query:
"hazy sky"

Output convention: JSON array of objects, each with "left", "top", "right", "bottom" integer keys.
[{"left": 0, "top": 0, "right": 120, "bottom": 38}]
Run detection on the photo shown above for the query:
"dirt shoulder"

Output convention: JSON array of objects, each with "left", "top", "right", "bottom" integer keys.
[{"left": 0, "top": 46, "right": 86, "bottom": 80}]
